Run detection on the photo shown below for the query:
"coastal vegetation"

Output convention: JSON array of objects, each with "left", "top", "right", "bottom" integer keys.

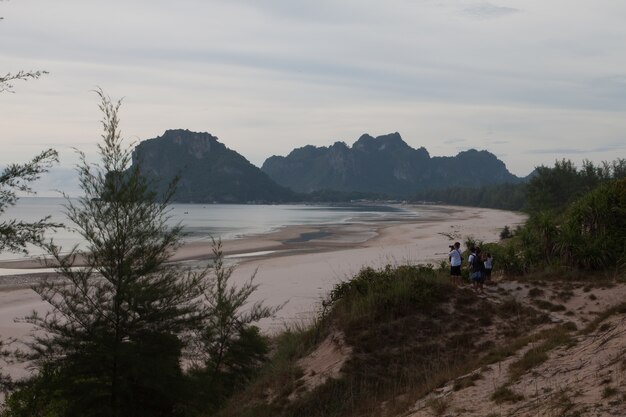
[
  {"left": 410, "top": 157, "right": 626, "bottom": 211},
  {"left": 2, "top": 114, "right": 625, "bottom": 415},
  {"left": 0, "top": 93, "right": 278, "bottom": 417},
  {"left": 214, "top": 266, "right": 549, "bottom": 417}
]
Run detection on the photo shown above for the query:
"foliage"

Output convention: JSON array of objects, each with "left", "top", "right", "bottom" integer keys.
[
  {"left": 556, "top": 178, "right": 626, "bottom": 269},
  {"left": 1, "top": 11, "right": 48, "bottom": 94},
  {"left": 0, "top": 148, "right": 60, "bottom": 254},
  {"left": 0, "top": 70, "right": 48, "bottom": 93},
  {"left": 0, "top": 364, "right": 69, "bottom": 417},
  {"left": 326, "top": 264, "right": 448, "bottom": 323},
  {"left": 480, "top": 241, "right": 526, "bottom": 276},
  {"left": 525, "top": 211, "right": 560, "bottom": 265},
  {"left": 1, "top": 24, "right": 57, "bottom": 392},
  {"left": 409, "top": 158, "right": 626, "bottom": 212},
  {"left": 525, "top": 158, "right": 626, "bottom": 214},
  {"left": 4, "top": 90, "right": 205, "bottom": 417},
  {"left": 183, "top": 239, "right": 280, "bottom": 415},
  {"left": 525, "top": 159, "right": 590, "bottom": 213},
  {"left": 463, "top": 236, "right": 482, "bottom": 252},
  {"left": 513, "top": 177, "right": 626, "bottom": 272},
  {"left": 301, "top": 189, "right": 389, "bottom": 203},
  {"left": 192, "top": 239, "right": 279, "bottom": 372},
  {"left": 499, "top": 225, "right": 512, "bottom": 240},
  {"left": 216, "top": 264, "right": 548, "bottom": 417},
  {"left": 411, "top": 182, "right": 526, "bottom": 211},
  {"left": 491, "top": 385, "right": 524, "bottom": 404}
]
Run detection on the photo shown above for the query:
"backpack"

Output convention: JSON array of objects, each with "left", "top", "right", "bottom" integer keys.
[{"left": 470, "top": 253, "right": 483, "bottom": 273}]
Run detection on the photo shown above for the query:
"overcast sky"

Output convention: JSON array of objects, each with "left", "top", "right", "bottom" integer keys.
[{"left": 2, "top": 0, "right": 626, "bottom": 189}]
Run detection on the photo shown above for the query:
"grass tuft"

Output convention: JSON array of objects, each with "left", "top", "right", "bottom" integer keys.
[
  {"left": 491, "top": 385, "right": 524, "bottom": 404},
  {"left": 426, "top": 397, "right": 449, "bottom": 416},
  {"left": 532, "top": 299, "right": 566, "bottom": 312},
  {"left": 508, "top": 325, "right": 574, "bottom": 381},
  {"left": 602, "top": 386, "right": 618, "bottom": 398},
  {"left": 452, "top": 372, "right": 482, "bottom": 391}
]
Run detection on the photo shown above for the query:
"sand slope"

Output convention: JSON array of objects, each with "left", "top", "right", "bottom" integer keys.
[{"left": 409, "top": 281, "right": 626, "bottom": 417}]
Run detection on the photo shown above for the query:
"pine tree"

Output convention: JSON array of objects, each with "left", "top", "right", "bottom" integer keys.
[
  {"left": 10, "top": 90, "right": 204, "bottom": 417},
  {"left": 183, "top": 238, "right": 281, "bottom": 414},
  {"left": 0, "top": 149, "right": 59, "bottom": 254}
]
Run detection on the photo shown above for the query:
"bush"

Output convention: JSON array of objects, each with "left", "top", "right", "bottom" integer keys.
[
  {"left": 557, "top": 179, "right": 626, "bottom": 270},
  {"left": 480, "top": 241, "right": 525, "bottom": 276},
  {"left": 326, "top": 264, "right": 449, "bottom": 323},
  {"left": 504, "top": 178, "right": 626, "bottom": 274},
  {"left": 491, "top": 385, "right": 524, "bottom": 404},
  {"left": 500, "top": 225, "right": 512, "bottom": 240}
]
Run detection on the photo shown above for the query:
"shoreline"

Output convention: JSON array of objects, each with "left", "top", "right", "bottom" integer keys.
[
  {"left": 0, "top": 204, "right": 526, "bottom": 323},
  {"left": 0, "top": 205, "right": 522, "bottom": 285},
  {"left": 0, "top": 204, "right": 451, "bottom": 277}
]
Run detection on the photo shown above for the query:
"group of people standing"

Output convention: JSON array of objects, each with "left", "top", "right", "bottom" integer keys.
[{"left": 448, "top": 242, "right": 493, "bottom": 293}]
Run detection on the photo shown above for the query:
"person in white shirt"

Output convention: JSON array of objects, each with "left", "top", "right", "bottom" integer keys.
[
  {"left": 484, "top": 252, "right": 493, "bottom": 283},
  {"left": 448, "top": 242, "right": 463, "bottom": 286}
]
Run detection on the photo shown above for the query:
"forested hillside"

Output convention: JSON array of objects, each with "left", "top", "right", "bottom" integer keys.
[
  {"left": 411, "top": 158, "right": 626, "bottom": 212},
  {"left": 262, "top": 133, "right": 520, "bottom": 196}
]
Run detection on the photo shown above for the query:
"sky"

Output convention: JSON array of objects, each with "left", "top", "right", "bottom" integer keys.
[{"left": 2, "top": 0, "right": 626, "bottom": 194}]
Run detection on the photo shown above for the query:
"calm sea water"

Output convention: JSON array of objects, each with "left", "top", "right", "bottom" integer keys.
[{"left": 1, "top": 197, "right": 417, "bottom": 262}]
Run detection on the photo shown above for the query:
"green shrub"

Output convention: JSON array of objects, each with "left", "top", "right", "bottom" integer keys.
[
  {"left": 491, "top": 385, "right": 524, "bottom": 404},
  {"left": 480, "top": 241, "right": 525, "bottom": 276},
  {"left": 557, "top": 179, "right": 626, "bottom": 270},
  {"left": 327, "top": 264, "right": 449, "bottom": 324}
]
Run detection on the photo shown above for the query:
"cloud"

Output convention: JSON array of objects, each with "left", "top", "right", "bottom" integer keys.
[
  {"left": 3, "top": 0, "right": 626, "bottom": 179},
  {"left": 442, "top": 138, "right": 466, "bottom": 145},
  {"left": 462, "top": 2, "right": 520, "bottom": 19},
  {"left": 527, "top": 142, "right": 626, "bottom": 155},
  {"left": 527, "top": 148, "right": 587, "bottom": 155}
]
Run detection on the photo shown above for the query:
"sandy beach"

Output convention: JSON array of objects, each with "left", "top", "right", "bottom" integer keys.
[{"left": 0, "top": 205, "right": 525, "bottom": 346}]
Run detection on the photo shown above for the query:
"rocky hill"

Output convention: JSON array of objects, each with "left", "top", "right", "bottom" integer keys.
[
  {"left": 131, "top": 129, "right": 296, "bottom": 203},
  {"left": 262, "top": 132, "right": 521, "bottom": 196}
]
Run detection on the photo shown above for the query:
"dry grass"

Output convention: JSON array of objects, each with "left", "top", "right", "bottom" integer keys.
[
  {"left": 425, "top": 397, "right": 449, "bottom": 416},
  {"left": 508, "top": 325, "right": 575, "bottom": 382},
  {"left": 491, "top": 385, "right": 524, "bottom": 404}
]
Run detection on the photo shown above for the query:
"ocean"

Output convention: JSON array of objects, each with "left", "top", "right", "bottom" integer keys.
[{"left": 0, "top": 197, "right": 418, "bottom": 262}]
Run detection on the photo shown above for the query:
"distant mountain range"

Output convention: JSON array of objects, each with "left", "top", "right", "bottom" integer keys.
[
  {"left": 262, "top": 132, "right": 521, "bottom": 195},
  {"left": 131, "top": 130, "right": 522, "bottom": 203}
]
